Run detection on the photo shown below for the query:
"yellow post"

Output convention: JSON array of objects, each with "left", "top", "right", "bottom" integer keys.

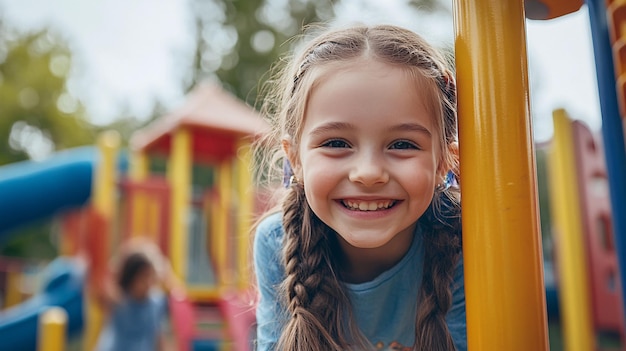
[
  {"left": 453, "top": 1, "right": 548, "bottom": 350},
  {"left": 38, "top": 307, "right": 67, "bottom": 351},
  {"left": 236, "top": 140, "right": 253, "bottom": 290},
  {"left": 84, "top": 130, "right": 120, "bottom": 351},
  {"left": 92, "top": 131, "right": 120, "bottom": 219},
  {"left": 548, "top": 109, "right": 594, "bottom": 351},
  {"left": 168, "top": 128, "right": 192, "bottom": 281},
  {"left": 130, "top": 151, "right": 149, "bottom": 180},
  {"left": 130, "top": 151, "right": 149, "bottom": 238},
  {"left": 216, "top": 159, "right": 233, "bottom": 287},
  {"left": 5, "top": 270, "right": 22, "bottom": 308}
]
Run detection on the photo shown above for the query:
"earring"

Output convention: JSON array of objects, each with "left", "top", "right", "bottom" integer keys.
[
  {"left": 283, "top": 158, "right": 294, "bottom": 188},
  {"left": 283, "top": 159, "right": 301, "bottom": 188},
  {"left": 289, "top": 175, "right": 299, "bottom": 187}
]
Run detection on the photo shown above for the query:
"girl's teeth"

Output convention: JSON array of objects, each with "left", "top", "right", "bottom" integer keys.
[{"left": 343, "top": 200, "right": 395, "bottom": 211}]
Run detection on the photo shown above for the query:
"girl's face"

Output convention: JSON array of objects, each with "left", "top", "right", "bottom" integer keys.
[
  {"left": 129, "top": 266, "right": 156, "bottom": 300},
  {"left": 288, "top": 59, "right": 443, "bottom": 257}
]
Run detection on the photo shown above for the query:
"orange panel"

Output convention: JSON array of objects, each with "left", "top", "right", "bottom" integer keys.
[
  {"left": 525, "top": 0, "right": 583, "bottom": 20},
  {"left": 612, "top": 39, "right": 626, "bottom": 76},
  {"left": 616, "top": 74, "right": 626, "bottom": 118},
  {"left": 608, "top": 1, "right": 626, "bottom": 43}
]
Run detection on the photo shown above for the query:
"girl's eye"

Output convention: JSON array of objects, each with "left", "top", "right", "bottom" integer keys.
[
  {"left": 390, "top": 140, "right": 419, "bottom": 150},
  {"left": 321, "top": 139, "right": 350, "bottom": 148}
]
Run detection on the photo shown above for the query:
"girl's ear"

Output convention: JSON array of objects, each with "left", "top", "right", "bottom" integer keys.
[
  {"left": 437, "top": 141, "right": 459, "bottom": 181},
  {"left": 449, "top": 141, "right": 459, "bottom": 180}
]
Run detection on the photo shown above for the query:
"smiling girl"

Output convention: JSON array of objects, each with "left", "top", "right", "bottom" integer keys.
[{"left": 253, "top": 24, "right": 465, "bottom": 351}]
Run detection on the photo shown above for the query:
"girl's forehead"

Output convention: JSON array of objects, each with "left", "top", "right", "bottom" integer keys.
[{"left": 294, "top": 59, "right": 441, "bottom": 135}]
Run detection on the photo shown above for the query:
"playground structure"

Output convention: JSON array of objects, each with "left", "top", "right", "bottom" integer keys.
[
  {"left": 546, "top": 109, "right": 624, "bottom": 349},
  {"left": 0, "top": 1, "right": 625, "bottom": 350},
  {"left": 455, "top": 0, "right": 626, "bottom": 350},
  {"left": 0, "top": 83, "right": 267, "bottom": 351}
]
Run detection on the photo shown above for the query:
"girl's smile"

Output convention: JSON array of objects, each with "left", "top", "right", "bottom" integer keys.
[{"left": 339, "top": 199, "right": 398, "bottom": 211}]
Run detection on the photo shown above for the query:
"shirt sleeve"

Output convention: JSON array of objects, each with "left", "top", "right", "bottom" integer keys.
[
  {"left": 446, "top": 254, "right": 467, "bottom": 351},
  {"left": 254, "top": 214, "right": 288, "bottom": 351}
]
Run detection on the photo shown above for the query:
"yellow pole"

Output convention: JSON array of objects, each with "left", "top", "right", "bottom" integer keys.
[
  {"left": 217, "top": 159, "right": 233, "bottom": 287},
  {"left": 236, "top": 140, "right": 253, "bottom": 290},
  {"left": 209, "top": 167, "right": 219, "bottom": 282},
  {"left": 453, "top": 1, "right": 548, "bottom": 350},
  {"left": 92, "top": 131, "right": 120, "bottom": 219},
  {"left": 5, "top": 270, "right": 22, "bottom": 308},
  {"left": 130, "top": 151, "right": 149, "bottom": 180},
  {"left": 168, "top": 128, "right": 192, "bottom": 282},
  {"left": 130, "top": 151, "right": 149, "bottom": 238},
  {"left": 38, "top": 307, "right": 67, "bottom": 351},
  {"left": 548, "top": 109, "right": 594, "bottom": 351},
  {"left": 84, "top": 130, "right": 120, "bottom": 351}
]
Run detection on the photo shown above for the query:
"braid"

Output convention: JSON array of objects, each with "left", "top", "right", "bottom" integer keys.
[
  {"left": 414, "top": 189, "right": 462, "bottom": 351},
  {"left": 277, "top": 183, "right": 354, "bottom": 351}
]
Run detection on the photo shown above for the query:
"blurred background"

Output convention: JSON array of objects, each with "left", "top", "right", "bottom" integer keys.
[
  {"left": 0, "top": 1, "right": 612, "bottom": 350},
  {"left": 0, "top": 0, "right": 599, "bottom": 257}
]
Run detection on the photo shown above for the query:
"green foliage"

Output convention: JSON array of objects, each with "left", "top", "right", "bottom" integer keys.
[
  {"left": 0, "top": 23, "right": 94, "bottom": 166},
  {"left": 191, "top": 0, "right": 335, "bottom": 105},
  {"left": 0, "top": 218, "right": 56, "bottom": 259},
  {"left": 0, "top": 22, "right": 95, "bottom": 257},
  {"left": 190, "top": 0, "right": 450, "bottom": 106}
]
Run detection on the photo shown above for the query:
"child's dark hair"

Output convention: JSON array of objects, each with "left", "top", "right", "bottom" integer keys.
[
  {"left": 257, "top": 24, "right": 462, "bottom": 351},
  {"left": 117, "top": 251, "right": 153, "bottom": 294}
]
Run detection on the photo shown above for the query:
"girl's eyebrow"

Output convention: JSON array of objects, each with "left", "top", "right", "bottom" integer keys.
[
  {"left": 390, "top": 123, "right": 432, "bottom": 138},
  {"left": 308, "top": 122, "right": 356, "bottom": 137},
  {"left": 308, "top": 121, "right": 432, "bottom": 138}
]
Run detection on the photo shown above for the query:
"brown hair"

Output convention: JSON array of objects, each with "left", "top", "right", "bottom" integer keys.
[
  {"left": 117, "top": 251, "right": 154, "bottom": 294},
  {"left": 256, "top": 24, "right": 462, "bottom": 351}
]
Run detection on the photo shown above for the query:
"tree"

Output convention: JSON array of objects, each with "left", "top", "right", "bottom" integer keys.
[
  {"left": 0, "top": 22, "right": 94, "bottom": 166},
  {"left": 189, "top": 0, "right": 332, "bottom": 106},
  {"left": 189, "top": 0, "right": 450, "bottom": 106},
  {"left": 0, "top": 22, "right": 95, "bottom": 258}
]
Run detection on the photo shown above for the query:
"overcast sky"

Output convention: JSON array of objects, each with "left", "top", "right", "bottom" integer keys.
[{"left": 0, "top": 0, "right": 601, "bottom": 142}]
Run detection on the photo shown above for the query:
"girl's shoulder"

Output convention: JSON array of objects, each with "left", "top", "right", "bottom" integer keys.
[
  {"left": 255, "top": 212, "right": 285, "bottom": 243},
  {"left": 253, "top": 212, "right": 285, "bottom": 275}
]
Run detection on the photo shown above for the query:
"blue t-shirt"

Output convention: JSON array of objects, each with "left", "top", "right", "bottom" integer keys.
[
  {"left": 96, "top": 289, "right": 167, "bottom": 351},
  {"left": 254, "top": 213, "right": 466, "bottom": 351}
]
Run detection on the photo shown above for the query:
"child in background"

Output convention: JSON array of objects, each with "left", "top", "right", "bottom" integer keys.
[
  {"left": 254, "top": 24, "right": 465, "bottom": 351},
  {"left": 96, "top": 240, "right": 178, "bottom": 351}
]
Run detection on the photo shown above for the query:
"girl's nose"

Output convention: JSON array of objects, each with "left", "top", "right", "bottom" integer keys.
[{"left": 348, "top": 152, "right": 389, "bottom": 187}]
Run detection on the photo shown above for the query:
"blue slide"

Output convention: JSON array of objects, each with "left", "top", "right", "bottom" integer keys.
[
  {"left": 0, "top": 147, "right": 97, "bottom": 236},
  {"left": 0, "top": 257, "right": 85, "bottom": 351},
  {"left": 0, "top": 147, "right": 123, "bottom": 350}
]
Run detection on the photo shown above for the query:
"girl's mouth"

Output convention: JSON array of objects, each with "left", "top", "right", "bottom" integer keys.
[{"left": 340, "top": 200, "right": 398, "bottom": 211}]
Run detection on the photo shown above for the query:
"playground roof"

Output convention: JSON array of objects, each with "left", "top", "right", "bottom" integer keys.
[{"left": 130, "top": 83, "right": 269, "bottom": 159}]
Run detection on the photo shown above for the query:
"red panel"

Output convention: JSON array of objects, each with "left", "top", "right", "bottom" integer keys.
[
  {"left": 82, "top": 208, "right": 108, "bottom": 288},
  {"left": 191, "top": 129, "right": 236, "bottom": 164},
  {"left": 142, "top": 128, "right": 237, "bottom": 164},
  {"left": 60, "top": 210, "right": 88, "bottom": 256},
  {"left": 572, "top": 121, "right": 624, "bottom": 337},
  {"left": 219, "top": 290, "right": 257, "bottom": 351},
  {"left": 169, "top": 292, "right": 196, "bottom": 351}
]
